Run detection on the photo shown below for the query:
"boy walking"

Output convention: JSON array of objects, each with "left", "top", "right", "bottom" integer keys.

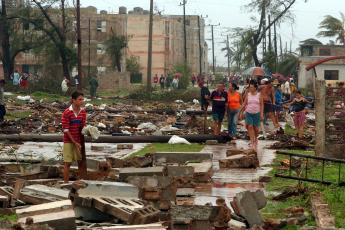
[{"left": 61, "top": 91, "right": 87, "bottom": 182}]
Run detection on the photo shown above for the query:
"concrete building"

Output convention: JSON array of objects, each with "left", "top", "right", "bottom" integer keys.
[
  {"left": 298, "top": 44, "right": 345, "bottom": 89},
  {"left": 126, "top": 8, "right": 208, "bottom": 82},
  {"left": 0, "top": 6, "right": 208, "bottom": 85}
]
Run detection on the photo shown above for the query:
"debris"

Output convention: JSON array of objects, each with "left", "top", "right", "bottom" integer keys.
[
  {"left": 231, "top": 190, "right": 266, "bottom": 227},
  {"left": 219, "top": 153, "right": 259, "bottom": 169},
  {"left": 311, "top": 193, "right": 336, "bottom": 229},
  {"left": 168, "top": 135, "right": 191, "bottom": 145},
  {"left": 82, "top": 125, "right": 101, "bottom": 140},
  {"left": 153, "top": 152, "right": 212, "bottom": 165},
  {"left": 119, "top": 167, "right": 166, "bottom": 181}
]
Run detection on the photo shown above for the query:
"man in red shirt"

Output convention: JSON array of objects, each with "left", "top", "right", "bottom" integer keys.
[{"left": 61, "top": 91, "right": 87, "bottom": 182}]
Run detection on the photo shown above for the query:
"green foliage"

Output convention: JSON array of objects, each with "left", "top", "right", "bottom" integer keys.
[
  {"left": 128, "top": 87, "right": 199, "bottom": 102},
  {"left": 0, "top": 214, "right": 17, "bottom": 222},
  {"left": 126, "top": 55, "right": 141, "bottom": 74},
  {"left": 277, "top": 54, "right": 299, "bottom": 76},
  {"left": 172, "top": 64, "right": 191, "bottom": 90},
  {"left": 104, "top": 35, "right": 127, "bottom": 71},
  {"left": 317, "top": 13, "right": 345, "bottom": 45},
  {"left": 128, "top": 143, "right": 204, "bottom": 158},
  {"left": 262, "top": 50, "right": 276, "bottom": 73}
]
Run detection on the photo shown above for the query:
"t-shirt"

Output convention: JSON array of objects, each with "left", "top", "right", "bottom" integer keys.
[
  {"left": 227, "top": 92, "right": 241, "bottom": 110},
  {"left": 211, "top": 90, "right": 228, "bottom": 114},
  {"left": 200, "top": 86, "right": 210, "bottom": 106},
  {"left": 12, "top": 73, "right": 20, "bottom": 85},
  {"left": 61, "top": 105, "right": 86, "bottom": 144}
]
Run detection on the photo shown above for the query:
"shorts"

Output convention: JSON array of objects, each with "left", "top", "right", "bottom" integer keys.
[
  {"left": 212, "top": 112, "right": 225, "bottom": 122},
  {"left": 63, "top": 143, "right": 81, "bottom": 163},
  {"left": 264, "top": 101, "right": 274, "bottom": 113},
  {"left": 245, "top": 112, "right": 261, "bottom": 127}
]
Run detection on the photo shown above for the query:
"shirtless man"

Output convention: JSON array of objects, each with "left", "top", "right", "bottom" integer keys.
[{"left": 261, "top": 80, "right": 280, "bottom": 130}]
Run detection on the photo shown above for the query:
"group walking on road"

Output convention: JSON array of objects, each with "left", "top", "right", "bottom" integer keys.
[{"left": 200, "top": 77, "right": 308, "bottom": 151}]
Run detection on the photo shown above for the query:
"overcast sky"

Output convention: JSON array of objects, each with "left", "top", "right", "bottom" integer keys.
[{"left": 78, "top": 0, "right": 345, "bottom": 67}]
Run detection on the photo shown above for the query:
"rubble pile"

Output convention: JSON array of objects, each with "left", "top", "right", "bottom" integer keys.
[{"left": 1, "top": 100, "right": 212, "bottom": 135}]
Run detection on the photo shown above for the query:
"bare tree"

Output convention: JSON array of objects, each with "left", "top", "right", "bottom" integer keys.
[{"left": 240, "top": 0, "right": 307, "bottom": 66}]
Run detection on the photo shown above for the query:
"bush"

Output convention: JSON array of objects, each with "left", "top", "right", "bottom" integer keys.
[{"left": 128, "top": 86, "right": 199, "bottom": 102}]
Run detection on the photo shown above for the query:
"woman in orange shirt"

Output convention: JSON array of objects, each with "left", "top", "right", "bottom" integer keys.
[{"left": 227, "top": 83, "right": 242, "bottom": 139}]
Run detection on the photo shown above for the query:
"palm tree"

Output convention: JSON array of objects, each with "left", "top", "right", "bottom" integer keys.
[{"left": 317, "top": 13, "right": 345, "bottom": 45}]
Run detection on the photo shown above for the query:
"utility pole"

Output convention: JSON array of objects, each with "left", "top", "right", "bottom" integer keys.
[
  {"left": 76, "top": 0, "right": 82, "bottom": 90},
  {"left": 268, "top": 14, "right": 272, "bottom": 52},
  {"left": 208, "top": 23, "right": 220, "bottom": 75},
  {"left": 179, "top": 0, "right": 187, "bottom": 65},
  {"left": 226, "top": 34, "right": 231, "bottom": 77},
  {"left": 88, "top": 18, "right": 91, "bottom": 78},
  {"left": 279, "top": 35, "right": 283, "bottom": 61},
  {"left": 198, "top": 15, "right": 207, "bottom": 75},
  {"left": 274, "top": 22, "right": 278, "bottom": 72},
  {"left": 147, "top": 0, "right": 153, "bottom": 91}
]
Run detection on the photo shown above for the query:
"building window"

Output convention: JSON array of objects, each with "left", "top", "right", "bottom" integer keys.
[
  {"left": 319, "top": 48, "right": 331, "bottom": 56},
  {"left": 97, "top": 20, "right": 106, "bottom": 32},
  {"left": 97, "top": 44, "right": 105, "bottom": 55},
  {"left": 324, "top": 70, "right": 339, "bottom": 80}
]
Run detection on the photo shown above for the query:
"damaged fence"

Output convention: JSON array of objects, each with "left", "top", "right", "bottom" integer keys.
[{"left": 275, "top": 150, "right": 345, "bottom": 186}]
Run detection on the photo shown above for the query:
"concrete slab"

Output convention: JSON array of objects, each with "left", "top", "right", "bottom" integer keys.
[
  {"left": 171, "top": 205, "right": 220, "bottom": 221},
  {"left": 76, "top": 180, "right": 139, "bottom": 199},
  {"left": 16, "top": 200, "right": 72, "bottom": 218},
  {"left": 153, "top": 152, "right": 212, "bottom": 165},
  {"left": 167, "top": 166, "right": 194, "bottom": 177},
  {"left": 119, "top": 167, "right": 165, "bottom": 181}
]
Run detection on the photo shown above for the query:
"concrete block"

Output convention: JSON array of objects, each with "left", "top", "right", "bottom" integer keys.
[
  {"left": 231, "top": 191, "right": 263, "bottom": 227},
  {"left": 176, "top": 188, "right": 195, "bottom": 197},
  {"left": 16, "top": 200, "right": 72, "bottom": 218},
  {"left": 153, "top": 152, "right": 212, "bottom": 165},
  {"left": 226, "top": 148, "right": 256, "bottom": 157},
  {"left": 187, "top": 162, "right": 213, "bottom": 182},
  {"left": 74, "top": 180, "right": 139, "bottom": 199},
  {"left": 167, "top": 166, "right": 194, "bottom": 177},
  {"left": 171, "top": 205, "right": 220, "bottom": 222},
  {"left": 106, "top": 157, "right": 125, "bottom": 168},
  {"left": 92, "top": 196, "right": 159, "bottom": 224},
  {"left": 119, "top": 167, "right": 165, "bottom": 181},
  {"left": 17, "top": 209, "right": 76, "bottom": 230},
  {"left": 219, "top": 154, "right": 259, "bottom": 169}
]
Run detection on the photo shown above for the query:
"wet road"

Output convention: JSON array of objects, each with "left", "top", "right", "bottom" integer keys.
[{"left": 193, "top": 140, "right": 276, "bottom": 205}]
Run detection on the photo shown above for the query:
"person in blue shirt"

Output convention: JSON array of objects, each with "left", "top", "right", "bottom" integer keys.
[{"left": 11, "top": 70, "right": 21, "bottom": 86}]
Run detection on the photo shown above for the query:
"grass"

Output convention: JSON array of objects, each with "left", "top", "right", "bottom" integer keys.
[
  {"left": 262, "top": 149, "right": 345, "bottom": 228},
  {"left": 0, "top": 214, "right": 17, "bottom": 222},
  {"left": 128, "top": 143, "right": 204, "bottom": 158}
]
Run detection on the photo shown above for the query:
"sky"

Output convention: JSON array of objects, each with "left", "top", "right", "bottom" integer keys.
[{"left": 77, "top": 0, "right": 345, "bottom": 67}]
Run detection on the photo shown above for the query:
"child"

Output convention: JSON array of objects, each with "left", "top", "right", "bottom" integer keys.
[
  {"left": 61, "top": 91, "right": 87, "bottom": 182},
  {"left": 289, "top": 90, "right": 307, "bottom": 139}
]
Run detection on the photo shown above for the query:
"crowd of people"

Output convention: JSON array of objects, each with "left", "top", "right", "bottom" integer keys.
[{"left": 199, "top": 76, "right": 309, "bottom": 151}]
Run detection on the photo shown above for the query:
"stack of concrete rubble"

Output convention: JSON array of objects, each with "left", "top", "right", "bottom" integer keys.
[{"left": 0, "top": 150, "right": 222, "bottom": 229}]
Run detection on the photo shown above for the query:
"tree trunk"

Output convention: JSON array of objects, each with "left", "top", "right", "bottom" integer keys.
[{"left": 0, "top": 0, "right": 13, "bottom": 80}]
